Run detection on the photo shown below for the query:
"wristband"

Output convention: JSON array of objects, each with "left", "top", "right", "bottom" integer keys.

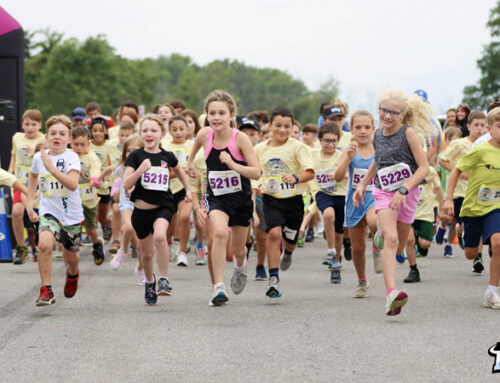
[
  {"left": 293, "top": 174, "right": 299, "bottom": 184},
  {"left": 91, "top": 176, "right": 103, "bottom": 187}
]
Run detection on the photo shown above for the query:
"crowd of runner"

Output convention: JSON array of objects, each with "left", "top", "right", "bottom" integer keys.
[{"left": 4, "top": 88, "right": 500, "bottom": 315}]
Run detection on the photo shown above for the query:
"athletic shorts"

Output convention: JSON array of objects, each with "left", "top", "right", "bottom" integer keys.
[
  {"left": 39, "top": 213, "right": 83, "bottom": 252},
  {"left": 98, "top": 193, "right": 111, "bottom": 204},
  {"left": 172, "top": 189, "right": 186, "bottom": 211},
  {"left": 462, "top": 209, "right": 500, "bottom": 248},
  {"left": 255, "top": 197, "right": 266, "bottom": 232},
  {"left": 372, "top": 187, "right": 421, "bottom": 225},
  {"left": 119, "top": 200, "right": 134, "bottom": 212},
  {"left": 83, "top": 205, "right": 98, "bottom": 230},
  {"left": 453, "top": 197, "right": 464, "bottom": 224},
  {"left": 263, "top": 194, "right": 303, "bottom": 245},
  {"left": 315, "top": 192, "right": 345, "bottom": 234},
  {"left": 23, "top": 210, "right": 37, "bottom": 230},
  {"left": 13, "top": 189, "right": 22, "bottom": 205},
  {"left": 205, "top": 196, "right": 253, "bottom": 227},
  {"left": 131, "top": 206, "right": 174, "bottom": 240},
  {"left": 412, "top": 219, "right": 434, "bottom": 242}
]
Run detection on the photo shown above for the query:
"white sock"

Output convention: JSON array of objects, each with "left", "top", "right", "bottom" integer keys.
[
  {"left": 328, "top": 248, "right": 336, "bottom": 254},
  {"left": 487, "top": 285, "right": 498, "bottom": 293},
  {"left": 214, "top": 282, "right": 224, "bottom": 290}
]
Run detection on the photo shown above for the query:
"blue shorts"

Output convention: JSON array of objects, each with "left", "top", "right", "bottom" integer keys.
[
  {"left": 315, "top": 192, "right": 345, "bottom": 234},
  {"left": 119, "top": 200, "right": 134, "bottom": 212},
  {"left": 454, "top": 197, "right": 464, "bottom": 224},
  {"left": 462, "top": 209, "right": 500, "bottom": 248}
]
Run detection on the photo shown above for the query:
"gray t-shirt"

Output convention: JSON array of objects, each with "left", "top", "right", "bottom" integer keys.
[{"left": 373, "top": 125, "right": 418, "bottom": 190}]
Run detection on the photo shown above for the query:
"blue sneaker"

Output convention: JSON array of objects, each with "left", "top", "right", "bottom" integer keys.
[
  {"left": 435, "top": 226, "right": 446, "bottom": 244},
  {"left": 255, "top": 265, "right": 267, "bottom": 281},
  {"left": 396, "top": 249, "right": 406, "bottom": 263},
  {"left": 157, "top": 277, "right": 172, "bottom": 296},
  {"left": 444, "top": 244, "right": 453, "bottom": 258},
  {"left": 145, "top": 276, "right": 157, "bottom": 305}
]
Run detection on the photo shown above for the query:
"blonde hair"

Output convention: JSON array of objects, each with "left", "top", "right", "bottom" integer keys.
[
  {"left": 139, "top": 113, "right": 166, "bottom": 133},
  {"left": 204, "top": 90, "right": 238, "bottom": 128},
  {"left": 350, "top": 110, "right": 374, "bottom": 127},
  {"left": 121, "top": 134, "right": 144, "bottom": 165},
  {"left": 487, "top": 106, "right": 500, "bottom": 126},
  {"left": 46, "top": 115, "right": 72, "bottom": 134}
]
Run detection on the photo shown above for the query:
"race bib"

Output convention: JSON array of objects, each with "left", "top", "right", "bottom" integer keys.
[
  {"left": 377, "top": 163, "right": 412, "bottom": 192},
  {"left": 315, "top": 168, "right": 337, "bottom": 194},
  {"left": 141, "top": 166, "right": 170, "bottom": 191},
  {"left": 477, "top": 185, "right": 500, "bottom": 206},
  {"left": 16, "top": 165, "right": 31, "bottom": 184},
  {"left": 208, "top": 170, "right": 242, "bottom": 196},
  {"left": 351, "top": 168, "right": 374, "bottom": 192},
  {"left": 264, "top": 176, "right": 297, "bottom": 198},
  {"left": 80, "top": 183, "right": 96, "bottom": 202},
  {"left": 39, "top": 174, "right": 67, "bottom": 198}
]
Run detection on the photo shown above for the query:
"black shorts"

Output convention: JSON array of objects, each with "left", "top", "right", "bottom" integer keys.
[
  {"left": 205, "top": 196, "right": 253, "bottom": 227},
  {"left": 263, "top": 194, "right": 304, "bottom": 245},
  {"left": 131, "top": 206, "right": 174, "bottom": 239},
  {"left": 172, "top": 189, "right": 186, "bottom": 211},
  {"left": 453, "top": 197, "right": 464, "bottom": 224},
  {"left": 315, "top": 192, "right": 345, "bottom": 234},
  {"left": 98, "top": 193, "right": 111, "bottom": 204}
]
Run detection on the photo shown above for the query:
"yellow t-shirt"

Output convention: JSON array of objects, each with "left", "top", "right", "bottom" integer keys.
[
  {"left": 337, "top": 131, "right": 352, "bottom": 152},
  {"left": 189, "top": 149, "right": 207, "bottom": 195},
  {"left": 441, "top": 137, "right": 473, "bottom": 198},
  {"left": 76, "top": 150, "right": 101, "bottom": 208},
  {"left": 108, "top": 126, "right": 119, "bottom": 143},
  {"left": 415, "top": 166, "right": 440, "bottom": 222},
  {"left": 160, "top": 135, "right": 173, "bottom": 148},
  {"left": 11, "top": 132, "right": 45, "bottom": 184},
  {"left": 255, "top": 138, "right": 314, "bottom": 199},
  {"left": 0, "top": 168, "right": 18, "bottom": 188},
  {"left": 164, "top": 140, "right": 193, "bottom": 194},
  {"left": 457, "top": 141, "right": 500, "bottom": 217},
  {"left": 309, "top": 149, "right": 346, "bottom": 197},
  {"left": 90, "top": 141, "right": 113, "bottom": 195}
]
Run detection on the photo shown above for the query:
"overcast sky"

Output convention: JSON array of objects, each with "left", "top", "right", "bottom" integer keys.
[{"left": 3, "top": 0, "right": 497, "bottom": 114}]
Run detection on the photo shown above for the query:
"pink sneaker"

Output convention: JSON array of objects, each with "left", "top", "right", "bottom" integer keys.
[
  {"left": 135, "top": 266, "right": 146, "bottom": 286},
  {"left": 109, "top": 248, "right": 128, "bottom": 271}
]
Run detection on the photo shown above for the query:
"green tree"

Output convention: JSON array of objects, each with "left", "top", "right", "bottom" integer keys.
[{"left": 463, "top": 2, "right": 500, "bottom": 108}]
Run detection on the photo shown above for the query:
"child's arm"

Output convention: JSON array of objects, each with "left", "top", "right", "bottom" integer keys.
[
  {"left": 7, "top": 154, "right": 16, "bottom": 174},
  {"left": 433, "top": 185, "right": 446, "bottom": 220},
  {"left": 438, "top": 157, "right": 453, "bottom": 172},
  {"left": 123, "top": 160, "right": 151, "bottom": 191},
  {"left": 40, "top": 151, "right": 79, "bottom": 191},
  {"left": 252, "top": 188, "right": 259, "bottom": 228},
  {"left": 27, "top": 172, "right": 39, "bottom": 222},
  {"left": 443, "top": 167, "right": 461, "bottom": 217},
  {"left": 402, "top": 127, "right": 430, "bottom": 191},
  {"left": 353, "top": 161, "right": 377, "bottom": 207},
  {"left": 186, "top": 128, "right": 209, "bottom": 177},
  {"left": 219, "top": 133, "right": 260, "bottom": 180},
  {"left": 12, "top": 180, "right": 28, "bottom": 195},
  {"left": 172, "top": 164, "right": 192, "bottom": 202},
  {"left": 333, "top": 141, "right": 357, "bottom": 182}
]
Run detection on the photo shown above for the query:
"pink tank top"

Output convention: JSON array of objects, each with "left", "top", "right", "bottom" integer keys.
[{"left": 204, "top": 128, "right": 246, "bottom": 162}]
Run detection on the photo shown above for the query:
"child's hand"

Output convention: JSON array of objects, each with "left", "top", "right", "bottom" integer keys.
[
  {"left": 40, "top": 151, "right": 55, "bottom": 172},
  {"left": 253, "top": 212, "right": 260, "bottom": 228},
  {"left": 195, "top": 207, "right": 207, "bottom": 226},
  {"left": 459, "top": 172, "right": 468, "bottom": 180},
  {"left": 185, "top": 162, "right": 196, "bottom": 178},
  {"left": 346, "top": 141, "right": 358, "bottom": 160},
  {"left": 282, "top": 173, "right": 296, "bottom": 185},
  {"left": 353, "top": 186, "right": 365, "bottom": 208},
  {"left": 219, "top": 152, "right": 235, "bottom": 168},
  {"left": 443, "top": 200, "right": 454, "bottom": 217},
  {"left": 28, "top": 210, "right": 39, "bottom": 223},
  {"left": 184, "top": 191, "right": 192, "bottom": 203},
  {"left": 138, "top": 159, "right": 152, "bottom": 174}
]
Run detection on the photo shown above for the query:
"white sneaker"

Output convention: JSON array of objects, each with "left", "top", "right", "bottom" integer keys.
[
  {"left": 372, "top": 248, "right": 382, "bottom": 274},
  {"left": 230, "top": 263, "right": 247, "bottom": 295},
  {"left": 211, "top": 283, "right": 228, "bottom": 306},
  {"left": 354, "top": 280, "right": 369, "bottom": 298},
  {"left": 110, "top": 248, "right": 128, "bottom": 271},
  {"left": 134, "top": 266, "right": 146, "bottom": 286},
  {"left": 177, "top": 252, "right": 188, "bottom": 267},
  {"left": 483, "top": 290, "right": 500, "bottom": 309}
]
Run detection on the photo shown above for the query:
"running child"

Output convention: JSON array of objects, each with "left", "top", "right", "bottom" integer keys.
[
  {"left": 27, "top": 115, "right": 84, "bottom": 306},
  {"left": 124, "top": 114, "right": 192, "bottom": 305},
  {"left": 444, "top": 106, "right": 500, "bottom": 309},
  {"left": 354, "top": 89, "right": 430, "bottom": 316},
  {"left": 255, "top": 106, "right": 314, "bottom": 298},
  {"left": 334, "top": 110, "right": 380, "bottom": 298},
  {"left": 8, "top": 109, "right": 45, "bottom": 264},
  {"left": 186, "top": 90, "right": 260, "bottom": 306}
]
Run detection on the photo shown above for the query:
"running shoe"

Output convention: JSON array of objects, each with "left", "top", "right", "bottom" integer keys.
[
  {"left": 385, "top": 289, "right": 408, "bottom": 316},
  {"left": 64, "top": 269, "right": 79, "bottom": 298},
  {"left": 483, "top": 290, "right": 500, "bottom": 309},
  {"left": 36, "top": 286, "right": 55, "bottom": 306},
  {"left": 103, "top": 226, "right": 112, "bottom": 242},
  {"left": 32, "top": 249, "right": 38, "bottom": 262},
  {"left": 211, "top": 284, "right": 229, "bottom": 306},
  {"left": 13, "top": 244, "right": 28, "bottom": 265},
  {"left": 92, "top": 240, "right": 105, "bottom": 266},
  {"left": 305, "top": 228, "right": 314, "bottom": 242},
  {"left": 195, "top": 245, "right": 206, "bottom": 265},
  {"left": 157, "top": 277, "right": 172, "bottom": 296},
  {"left": 280, "top": 251, "right": 292, "bottom": 271},
  {"left": 416, "top": 242, "right": 428, "bottom": 257},
  {"left": 266, "top": 275, "right": 282, "bottom": 298},
  {"left": 473, "top": 254, "right": 484, "bottom": 274},
  {"left": 297, "top": 238, "right": 304, "bottom": 248},
  {"left": 177, "top": 252, "right": 188, "bottom": 267},
  {"left": 245, "top": 237, "right": 253, "bottom": 259},
  {"left": 354, "top": 280, "right": 368, "bottom": 298},
  {"left": 396, "top": 249, "right": 407, "bottom": 264},
  {"left": 323, "top": 249, "right": 336, "bottom": 266},
  {"left": 108, "top": 240, "right": 120, "bottom": 256},
  {"left": 330, "top": 263, "right": 341, "bottom": 284},
  {"left": 444, "top": 244, "right": 453, "bottom": 258},
  {"left": 372, "top": 248, "right": 382, "bottom": 274},
  {"left": 110, "top": 248, "right": 128, "bottom": 271},
  {"left": 343, "top": 238, "right": 352, "bottom": 261},
  {"left": 435, "top": 226, "right": 446, "bottom": 245},
  {"left": 255, "top": 265, "right": 267, "bottom": 281},
  {"left": 135, "top": 266, "right": 146, "bottom": 286},
  {"left": 404, "top": 267, "right": 420, "bottom": 283},
  {"left": 230, "top": 265, "right": 248, "bottom": 295},
  {"left": 457, "top": 231, "right": 464, "bottom": 250},
  {"left": 145, "top": 276, "right": 157, "bottom": 305},
  {"left": 373, "top": 221, "right": 384, "bottom": 250}
]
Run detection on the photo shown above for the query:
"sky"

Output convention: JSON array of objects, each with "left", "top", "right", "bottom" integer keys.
[{"left": 2, "top": 0, "right": 497, "bottom": 115}]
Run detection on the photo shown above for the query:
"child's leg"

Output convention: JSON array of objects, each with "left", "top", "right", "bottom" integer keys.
[
  {"left": 266, "top": 226, "right": 283, "bottom": 269},
  {"left": 152, "top": 218, "right": 170, "bottom": 278},
  {"left": 489, "top": 233, "right": 500, "bottom": 287},
  {"left": 62, "top": 248, "right": 80, "bottom": 276},
  {"left": 405, "top": 226, "right": 417, "bottom": 267},
  {"left": 139, "top": 236, "right": 155, "bottom": 282},
  {"left": 323, "top": 207, "right": 336, "bottom": 250},
  {"left": 120, "top": 209, "right": 134, "bottom": 251},
  {"left": 111, "top": 202, "right": 121, "bottom": 243},
  {"left": 206, "top": 220, "right": 215, "bottom": 285},
  {"left": 167, "top": 213, "right": 176, "bottom": 241},
  {"left": 177, "top": 200, "right": 192, "bottom": 253},
  {"left": 97, "top": 201, "right": 111, "bottom": 228},
  {"left": 256, "top": 228, "right": 267, "bottom": 266},
  {"left": 377, "top": 208, "right": 400, "bottom": 290},
  {"left": 366, "top": 207, "right": 377, "bottom": 237},
  {"left": 231, "top": 226, "right": 249, "bottom": 267},
  {"left": 12, "top": 201, "right": 26, "bottom": 245},
  {"left": 87, "top": 228, "right": 99, "bottom": 243},
  {"left": 350, "top": 219, "right": 367, "bottom": 280},
  {"left": 298, "top": 210, "right": 312, "bottom": 240},
  {"left": 448, "top": 218, "right": 457, "bottom": 244},
  {"left": 208, "top": 210, "right": 230, "bottom": 284},
  {"left": 37, "top": 231, "right": 56, "bottom": 286}
]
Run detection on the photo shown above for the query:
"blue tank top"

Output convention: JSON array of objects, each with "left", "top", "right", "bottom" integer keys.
[{"left": 345, "top": 152, "right": 376, "bottom": 228}]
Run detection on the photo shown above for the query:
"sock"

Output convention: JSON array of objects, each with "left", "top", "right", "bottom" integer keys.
[
  {"left": 386, "top": 287, "right": 396, "bottom": 296},
  {"left": 159, "top": 276, "right": 168, "bottom": 280},
  {"left": 284, "top": 248, "right": 293, "bottom": 256},
  {"left": 410, "top": 264, "right": 418, "bottom": 271},
  {"left": 44, "top": 285, "right": 52, "bottom": 290},
  {"left": 328, "top": 248, "right": 336, "bottom": 254},
  {"left": 68, "top": 272, "right": 78, "bottom": 279},
  {"left": 196, "top": 242, "right": 204, "bottom": 249},
  {"left": 269, "top": 267, "right": 279, "bottom": 277},
  {"left": 214, "top": 282, "right": 224, "bottom": 289},
  {"left": 359, "top": 277, "right": 367, "bottom": 281},
  {"left": 146, "top": 279, "right": 155, "bottom": 284},
  {"left": 372, "top": 246, "right": 380, "bottom": 252},
  {"left": 487, "top": 285, "right": 498, "bottom": 293},
  {"left": 477, "top": 253, "right": 482, "bottom": 259}
]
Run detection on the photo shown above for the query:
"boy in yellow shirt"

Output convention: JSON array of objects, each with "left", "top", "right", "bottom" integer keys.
[{"left": 444, "top": 107, "right": 500, "bottom": 309}]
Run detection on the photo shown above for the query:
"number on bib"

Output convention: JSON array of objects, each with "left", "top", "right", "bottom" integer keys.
[
  {"left": 264, "top": 176, "right": 296, "bottom": 198},
  {"left": 315, "top": 168, "right": 337, "bottom": 194},
  {"left": 39, "top": 174, "right": 67, "bottom": 198},
  {"left": 352, "top": 168, "right": 374, "bottom": 191},
  {"left": 141, "top": 167, "right": 170, "bottom": 191},
  {"left": 208, "top": 170, "right": 242, "bottom": 196},
  {"left": 80, "top": 183, "right": 96, "bottom": 202},
  {"left": 377, "top": 163, "right": 412, "bottom": 192}
]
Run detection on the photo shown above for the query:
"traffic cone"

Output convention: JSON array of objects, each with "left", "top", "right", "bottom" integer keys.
[{"left": 0, "top": 189, "right": 13, "bottom": 262}]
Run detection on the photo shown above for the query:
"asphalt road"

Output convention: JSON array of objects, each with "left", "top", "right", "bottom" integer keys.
[{"left": 0, "top": 236, "right": 499, "bottom": 382}]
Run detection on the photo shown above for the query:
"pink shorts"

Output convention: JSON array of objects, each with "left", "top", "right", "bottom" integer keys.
[{"left": 372, "top": 187, "right": 421, "bottom": 224}]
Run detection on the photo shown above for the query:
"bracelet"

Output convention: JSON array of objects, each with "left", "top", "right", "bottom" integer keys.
[
  {"left": 193, "top": 206, "right": 201, "bottom": 214},
  {"left": 293, "top": 174, "right": 299, "bottom": 184}
]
